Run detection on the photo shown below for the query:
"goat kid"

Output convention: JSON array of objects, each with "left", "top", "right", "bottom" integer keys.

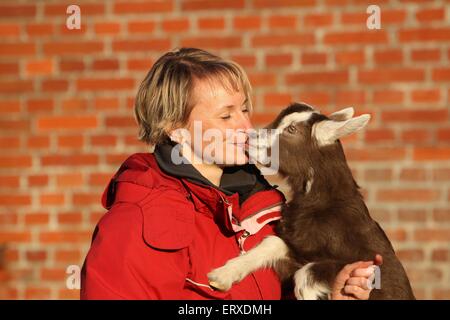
[{"left": 207, "top": 103, "right": 415, "bottom": 300}]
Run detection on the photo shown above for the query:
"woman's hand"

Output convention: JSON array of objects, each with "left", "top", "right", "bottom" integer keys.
[{"left": 330, "top": 255, "right": 383, "bottom": 300}]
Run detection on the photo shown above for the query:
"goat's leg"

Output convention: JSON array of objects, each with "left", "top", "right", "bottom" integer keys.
[
  {"left": 294, "top": 260, "right": 347, "bottom": 300},
  {"left": 208, "top": 235, "right": 289, "bottom": 291}
]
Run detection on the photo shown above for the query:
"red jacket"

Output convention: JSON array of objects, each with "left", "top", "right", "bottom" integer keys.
[{"left": 80, "top": 144, "right": 286, "bottom": 300}]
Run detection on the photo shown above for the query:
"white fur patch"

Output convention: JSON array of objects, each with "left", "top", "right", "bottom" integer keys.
[
  {"left": 208, "top": 236, "right": 289, "bottom": 291},
  {"left": 294, "top": 263, "right": 331, "bottom": 300},
  {"left": 277, "top": 111, "right": 317, "bottom": 132}
]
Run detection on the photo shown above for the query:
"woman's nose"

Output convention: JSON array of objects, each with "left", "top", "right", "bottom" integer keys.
[{"left": 236, "top": 111, "right": 253, "bottom": 131}]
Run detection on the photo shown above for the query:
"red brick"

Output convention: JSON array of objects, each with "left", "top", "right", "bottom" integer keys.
[
  {"left": 413, "top": 147, "right": 450, "bottom": 161},
  {"left": 0, "top": 80, "right": 33, "bottom": 94},
  {"left": 60, "top": 59, "right": 85, "bottom": 72},
  {"left": 365, "top": 129, "right": 395, "bottom": 143},
  {"left": 411, "top": 89, "right": 441, "bottom": 103},
  {"left": 39, "top": 231, "right": 92, "bottom": 243},
  {"left": 335, "top": 90, "right": 365, "bottom": 105},
  {"left": 398, "top": 209, "right": 427, "bottom": 222},
  {"left": 415, "top": 8, "right": 445, "bottom": 22},
  {"left": 105, "top": 116, "right": 136, "bottom": 128},
  {"left": 115, "top": 1, "right": 174, "bottom": 13},
  {"left": 26, "top": 23, "right": 53, "bottom": 36},
  {"left": 25, "top": 59, "right": 53, "bottom": 76},
  {"left": 304, "top": 13, "right": 333, "bottom": 27},
  {"left": 40, "top": 193, "right": 65, "bottom": 206},
  {"left": 44, "top": 4, "right": 104, "bottom": 16},
  {"left": 286, "top": 71, "right": 348, "bottom": 85},
  {"left": 28, "top": 175, "right": 48, "bottom": 187},
  {"left": 253, "top": 0, "right": 315, "bottom": 9},
  {"left": 382, "top": 110, "right": 448, "bottom": 123},
  {"left": 396, "top": 249, "right": 424, "bottom": 262},
  {"left": 57, "top": 135, "right": 84, "bottom": 148},
  {"left": 264, "top": 93, "right": 293, "bottom": 108},
  {"left": 0, "top": 231, "right": 31, "bottom": 243},
  {"left": 358, "top": 68, "right": 425, "bottom": 83},
  {"left": 377, "top": 189, "right": 440, "bottom": 202},
  {"left": 77, "top": 78, "right": 134, "bottom": 91},
  {"left": 182, "top": 36, "right": 241, "bottom": 49},
  {"left": 399, "top": 168, "right": 428, "bottom": 181},
  {"left": 162, "top": 18, "right": 190, "bottom": 32},
  {"left": 265, "top": 53, "right": 293, "bottom": 67},
  {"left": 414, "top": 229, "right": 450, "bottom": 242},
  {"left": 26, "top": 250, "right": 47, "bottom": 262},
  {"left": 41, "top": 79, "right": 68, "bottom": 92},
  {"left": 401, "top": 129, "right": 432, "bottom": 144},
  {"left": 37, "top": 116, "right": 97, "bottom": 130},
  {"left": 24, "top": 287, "right": 51, "bottom": 300},
  {"left": 252, "top": 33, "right": 314, "bottom": 47},
  {"left": 94, "top": 97, "right": 120, "bottom": 111},
  {"left": 231, "top": 54, "right": 256, "bottom": 68},
  {"left": 432, "top": 68, "right": 450, "bottom": 81},
  {"left": 268, "top": 15, "right": 297, "bottom": 29},
  {"left": 437, "top": 128, "right": 450, "bottom": 142},
  {"left": 324, "top": 31, "right": 388, "bottom": 45},
  {"left": 0, "top": 5, "right": 36, "bottom": 18},
  {"left": 56, "top": 173, "right": 84, "bottom": 187},
  {"left": 0, "top": 62, "right": 19, "bottom": 76},
  {"left": 335, "top": 50, "right": 365, "bottom": 65},
  {"left": 27, "top": 136, "right": 50, "bottom": 149},
  {"left": 43, "top": 41, "right": 103, "bottom": 55},
  {"left": 363, "top": 168, "right": 392, "bottom": 182},
  {"left": 94, "top": 22, "right": 121, "bottom": 35},
  {"left": 113, "top": 39, "right": 171, "bottom": 52},
  {"left": 0, "top": 43, "right": 35, "bottom": 56},
  {"left": 41, "top": 154, "right": 98, "bottom": 166},
  {"left": 127, "top": 21, "right": 156, "bottom": 33},
  {"left": 0, "top": 155, "right": 32, "bottom": 168},
  {"left": 198, "top": 17, "right": 225, "bottom": 30},
  {"left": 374, "top": 49, "right": 403, "bottom": 64},
  {"left": 411, "top": 49, "right": 440, "bottom": 62},
  {"left": 301, "top": 52, "right": 327, "bottom": 65},
  {"left": 24, "top": 212, "right": 49, "bottom": 225},
  {"left": 181, "top": 0, "right": 244, "bottom": 11},
  {"left": 58, "top": 212, "right": 83, "bottom": 224},
  {"left": 0, "top": 175, "right": 20, "bottom": 188},
  {"left": 346, "top": 148, "right": 406, "bottom": 161},
  {"left": 92, "top": 59, "right": 119, "bottom": 71},
  {"left": 399, "top": 27, "right": 450, "bottom": 42}
]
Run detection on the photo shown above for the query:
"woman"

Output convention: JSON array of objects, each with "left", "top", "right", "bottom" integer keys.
[{"left": 80, "top": 47, "right": 376, "bottom": 300}]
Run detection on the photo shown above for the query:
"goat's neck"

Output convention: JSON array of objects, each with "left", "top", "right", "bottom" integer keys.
[{"left": 288, "top": 155, "right": 364, "bottom": 211}]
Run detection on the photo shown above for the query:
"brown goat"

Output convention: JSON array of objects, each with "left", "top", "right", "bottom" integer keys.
[{"left": 208, "top": 102, "right": 415, "bottom": 300}]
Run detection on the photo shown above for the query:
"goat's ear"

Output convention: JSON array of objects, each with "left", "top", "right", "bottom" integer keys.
[
  {"left": 329, "top": 107, "right": 354, "bottom": 121},
  {"left": 312, "top": 114, "right": 371, "bottom": 146}
]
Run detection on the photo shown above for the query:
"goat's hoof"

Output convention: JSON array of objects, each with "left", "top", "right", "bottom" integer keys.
[{"left": 207, "top": 268, "right": 235, "bottom": 292}]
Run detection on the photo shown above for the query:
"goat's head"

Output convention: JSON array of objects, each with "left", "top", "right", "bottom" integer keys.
[{"left": 247, "top": 102, "right": 370, "bottom": 179}]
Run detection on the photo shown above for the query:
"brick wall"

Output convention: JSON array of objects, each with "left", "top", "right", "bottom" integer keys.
[{"left": 0, "top": 0, "right": 449, "bottom": 299}]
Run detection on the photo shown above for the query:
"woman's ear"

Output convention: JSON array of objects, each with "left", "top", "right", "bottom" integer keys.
[{"left": 168, "top": 123, "right": 190, "bottom": 145}]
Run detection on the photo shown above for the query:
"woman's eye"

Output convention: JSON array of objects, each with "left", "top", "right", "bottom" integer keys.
[
  {"left": 221, "top": 115, "right": 231, "bottom": 120},
  {"left": 242, "top": 108, "right": 249, "bottom": 113}
]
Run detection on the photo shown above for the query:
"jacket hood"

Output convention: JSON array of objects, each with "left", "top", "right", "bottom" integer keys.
[{"left": 153, "top": 141, "right": 273, "bottom": 204}]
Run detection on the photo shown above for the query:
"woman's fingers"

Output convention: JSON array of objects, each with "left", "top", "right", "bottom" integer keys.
[
  {"left": 346, "top": 276, "right": 371, "bottom": 290},
  {"left": 344, "top": 285, "right": 371, "bottom": 300},
  {"left": 350, "top": 265, "right": 376, "bottom": 278}
]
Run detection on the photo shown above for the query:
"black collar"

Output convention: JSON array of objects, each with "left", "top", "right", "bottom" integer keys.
[{"left": 153, "top": 142, "right": 272, "bottom": 204}]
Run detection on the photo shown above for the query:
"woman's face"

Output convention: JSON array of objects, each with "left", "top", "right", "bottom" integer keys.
[{"left": 183, "top": 78, "right": 253, "bottom": 166}]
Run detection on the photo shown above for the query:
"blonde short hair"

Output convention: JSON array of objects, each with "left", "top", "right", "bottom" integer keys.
[{"left": 134, "top": 47, "right": 253, "bottom": 145}]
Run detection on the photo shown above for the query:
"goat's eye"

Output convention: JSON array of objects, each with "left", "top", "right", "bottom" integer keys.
[{"left": 287, "top": 124, "right": 297, "bottom": 134}]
